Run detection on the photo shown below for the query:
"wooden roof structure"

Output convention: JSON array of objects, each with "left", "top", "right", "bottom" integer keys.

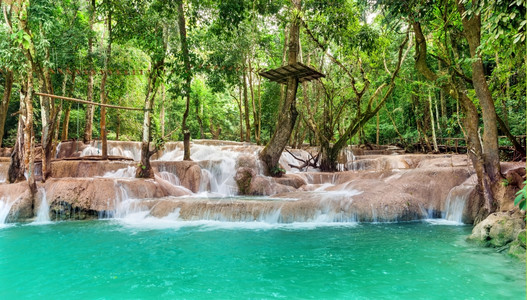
[{"left": 259, "top": 62, "right": 325, "bottom": 84}]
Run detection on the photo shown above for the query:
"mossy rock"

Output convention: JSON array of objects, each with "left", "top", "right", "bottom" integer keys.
[
  {"left": 517, "top": 229, "right": 526, "bottom": 248},
  {"left": 507, "top": 240, "right": 526, "bottom": 261}
]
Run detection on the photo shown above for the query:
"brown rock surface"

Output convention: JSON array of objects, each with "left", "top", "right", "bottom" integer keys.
[
  {"left": 0, "top": 182, "right": 34, "bottom": 221},
  {"left": 152, "top": 161, "right": 202, "bottom": 192},
  {"left": 50, "top": 160, "right": 133, "bottom": 178},
  {"left": 468, "top": 211, "right": 526, "bottom": 247},
  {"left": 42, "top": 177, "right": 190, "bottom": 220}
]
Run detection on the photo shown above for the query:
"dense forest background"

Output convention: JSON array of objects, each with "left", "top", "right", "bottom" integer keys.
[{"left": 0, "top": 0, "right": 524, "bottom": 151}]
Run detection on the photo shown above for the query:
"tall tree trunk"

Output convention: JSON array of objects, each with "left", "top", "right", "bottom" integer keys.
[
  {"left": 257, "top": 73, "right": 262, "bottom": 145},
  {"left": 52, "top": 74, "right": 68, "bottom": 158},
  {"left": 242, "top": 69, "right": 251, "bottom": 142},
  {"left": 429, "top": 88, "right": 438, "bottom": 152},
  {"left": 235, "top": 89, "right": 244, "bottom": 141},
  {"left": 456, "top": 2, "right": 501, "bottom": 183},
  {"left": 177, "top": 0, "right": 192, "bottom": 160},
  {"left": 23, "top": 71, "right": 36, "bottom": 193},
  {"left": 376, "top": 111, "right": 379, "bottom": 145},
  {"left": 438, "top": 60, "right": 446, "bottom": 126},
  {"left": 412, "top": 21, "right": 494, "bottom": 213},
  {"left": 61, "top": 73, "right": 75, "bottom": 141},
  {"left": 83, "top": 0, "right": 96, "bottom": 144},
  {"left": 259, "top": 0, "right": 301, "bottom": 176},
  {"left": 248, "top": 58, "right": 259, "bottom": 144},
  {"left": 136, "top": 65, "right": 161, "bottom": 179},
  {"left": 8, "top": 96, "right": 26, "bottom": 183},
  {"left": 0, "top": 70, "right": 13, "bottom": 148},
  {"left": 195, "top": 97, "right": 204, "bottom": 139},
  {"left": 160, "top": 83, "right": 165, "bottom": 137},
  {"left": 100, "top": 4, "right": 111, "bottom": 159},
  {"left": 209, "top": 118, "right": 221, "bottom": 140}
]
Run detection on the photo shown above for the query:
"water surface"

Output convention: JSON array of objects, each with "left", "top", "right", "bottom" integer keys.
[{"left": 0, "top": 221, "right": 524, "bottom": 299}]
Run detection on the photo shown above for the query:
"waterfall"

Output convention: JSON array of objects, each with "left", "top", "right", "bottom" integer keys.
[
  {"left": 159, "top": 144, "right": 241, "bottom": 196},
  {"left": 103, "top": 166, "right": 137, "bottom": 178},
  {"left": 34, "top": 188, "right": 51, "bottom": 223},
  {"left": 0, "top": 197, "right": 15, "bottom": 226},
  {"left": 442, "top": 184, "right": 474, "bottom": 224}
]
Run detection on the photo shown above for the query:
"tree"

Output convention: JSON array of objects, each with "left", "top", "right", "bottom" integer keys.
[{"left": 259, "top": 0, "right": 302, "bottom": 176}]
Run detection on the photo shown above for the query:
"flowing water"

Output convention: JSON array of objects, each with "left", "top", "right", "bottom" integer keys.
[
  {"left": 33, "top": 188, "right": 51, "bottom": 224},
  {"left": 0, "top": 221, "right": 524, "bottom": 299}
]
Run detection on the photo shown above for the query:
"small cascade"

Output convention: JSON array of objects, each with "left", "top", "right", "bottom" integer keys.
[
  {"left": 81, "top": 145, "right": 101, "bottom": 156},
  {"left": 160, "top": 144, "right": 241, "bottom": 196},
  {"left": 114, "top": 196, "right": 363, "bottom": 226},
  {"left": 442, "top": 184, "right": 475, "bottom": 223},
  {"left": 103, "top": 166, "right": 137, "bottom": 178},
  {"left": 159, "top": 171, "right": 181, "bottom": 186},
  {"left": 200, "top": 161, "right": 237, "bottom": 196},
  {"left": 113, "top": 182, "right": 133, "bottom": 218},
  {"left": 0, "top": 197, "right": 15, "bottom": 226},
  {"left": 34, "top": 188, "right": 51, "bottom": 223},
  {"left": 338, "top": 147, "right": 355, "bottom": 171}
]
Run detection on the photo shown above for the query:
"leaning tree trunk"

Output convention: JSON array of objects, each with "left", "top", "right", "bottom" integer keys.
[
  {"left": 8, "top": 108, "right": 25, "bottom": 183},
  {"left": 136, "top": 69, "right": 160, "bottom": 179},
  {"left": 259, "top": 0, "right": 301, "bottom": 176},
  {"left": 456, "top": 2, "right": 501, "bottom": 183},
  {"left": 0, "top": 70, "right": 13, "bottom": 148},
  {"left": 412, "top": 21, "right": 494, "bottom": 214},
  {"left": 177, "top": 0, "right": 192, "bottom": 160}
]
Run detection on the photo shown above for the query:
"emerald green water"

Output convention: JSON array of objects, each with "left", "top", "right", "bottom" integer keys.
[{"left": 0, "top": 221, "right": 525, "bottom": 299}]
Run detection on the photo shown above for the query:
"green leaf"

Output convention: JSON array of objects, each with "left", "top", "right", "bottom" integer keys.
[
  {"left": 21, "top": 40, "right": 30, "bottom": 50},
  {"left": 514, "top": 193, "right": 523, "bottom": 205}
]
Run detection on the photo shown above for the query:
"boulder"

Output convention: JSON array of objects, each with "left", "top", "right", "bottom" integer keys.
[
  {"left": 468, "top": 211, "right": 526, "bottom": 247},
  {"left": 236, "top": 154, "right": 259, "bottom": 170},
  {"left": 0, "top": 182, "right": 34, "bottom": 222},
  {"left": 152, "top": 161, "right": 202, "bottom": 193},
  {"left": 235, "top": 167, "right": 256, "bottom": 195},
  {"left": 273, "top": 173, "right": 307, "bottom": 189}
]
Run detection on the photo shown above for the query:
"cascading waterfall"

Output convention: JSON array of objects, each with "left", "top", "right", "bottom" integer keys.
[
  {"left": 0, "top": 197, "right": 15, "bottom": 226},
  {"left": 159, "top": 171, "right": 181, "bottom": 186},
  {"left": 159, "top": 144, "right": 241, "bottom": 196},
  {"left": 442, "top": 184, "right": 474, "bottom": 223},
  {"left": 34, "top": 188, "right": 51, "bottom": 223},
  {"left": 103, "top": 166, "right": 137, "bottom": 178}
]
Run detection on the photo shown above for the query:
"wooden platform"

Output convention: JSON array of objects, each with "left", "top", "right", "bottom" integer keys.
[{"left": 259, "top": 62, "right": 325, "bottom": 84}]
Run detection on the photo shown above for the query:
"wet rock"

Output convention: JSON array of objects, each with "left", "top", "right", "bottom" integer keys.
[
  {"left": 153, "top": 161, "right": 202, "bottom": 193},
  {"left": 51, "top": 160, "right": 133, "bottom": 178},
  {"left": 273, "top": 174, "right": 307, "bottom": 189},
  {"left": 55, "top": 141, "right": 87, "bottom": 158},
  {"left": 235, "top": 167, "right": 256, "bottom": 195},
  {"left": 0, "top": 182, "right": 34, "bottom": 222},
  {"left": 181, "top": 165, "right": 202, "bottom": 193},
  {"left": 40, "top": 177, "right": 187, "bottom": 220},
  {"left": 468, "top": 211, "right": 526, "bottom": 248},
  {"left": 248, "top": 175, "right": 271, "bottom": 195},
  {"left": 236, "top": 154, "right": 259, "bottom": 170}
]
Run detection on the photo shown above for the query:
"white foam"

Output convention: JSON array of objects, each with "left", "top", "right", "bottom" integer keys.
[
  {"left": 33, "top": 188, "right": 51, "bottom": 224},
  {"left": 0, "top": 197, "right": 15, "bottom": 225},
  {"left": 115, "top": 216, "right": 359, "bottom": 231},
  {"left": 103, "top": 166, "right": 137, "bottom": 178},
  {"left": 424, "top": 219, "right": 465, "bottom": 226}
]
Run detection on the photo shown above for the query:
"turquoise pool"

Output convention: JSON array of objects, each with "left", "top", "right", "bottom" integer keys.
[{"left": 0, "top": 220, "right": 524, "bottom": 299}]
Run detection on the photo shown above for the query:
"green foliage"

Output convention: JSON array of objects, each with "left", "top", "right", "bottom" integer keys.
[{"left": 514, "top": 182, "right": 526, "bottom": 211}]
